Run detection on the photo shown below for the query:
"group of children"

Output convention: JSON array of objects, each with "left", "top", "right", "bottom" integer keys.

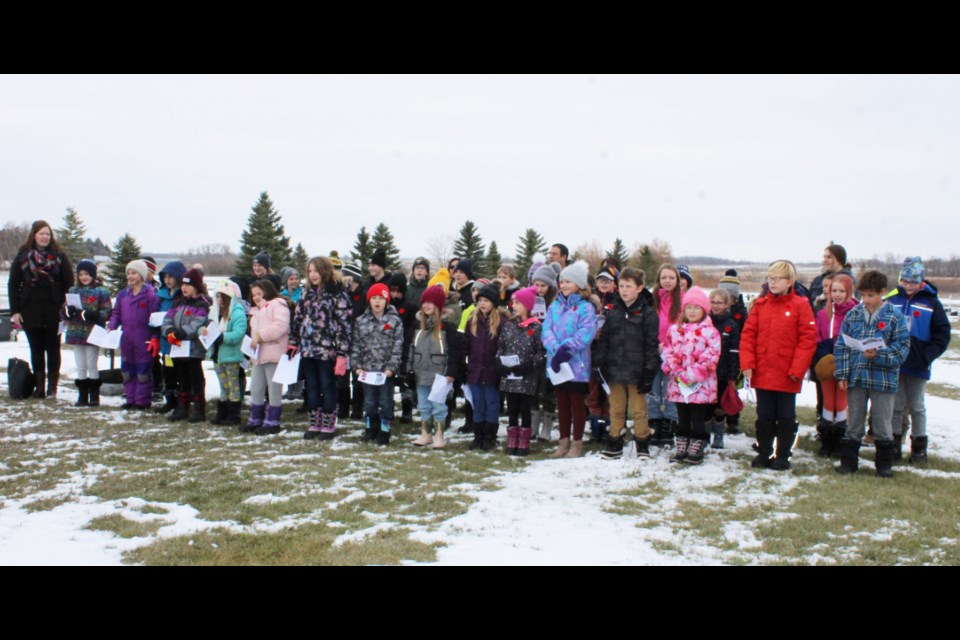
[{"left": 57, "top": 240, "right": 951, "bottom": 476}]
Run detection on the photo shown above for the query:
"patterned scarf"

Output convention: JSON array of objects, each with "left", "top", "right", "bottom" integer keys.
[{"left": 24, "top": 248, "right": 61, "bottom": 287}]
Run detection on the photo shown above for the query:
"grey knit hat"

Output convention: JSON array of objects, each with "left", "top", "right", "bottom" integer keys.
[
  {"left": 532, "top": 264, "right": 558, "bottom": 287},
  {"left": 342, "top": 262, "right": 363, "bottom": 281},
  {"left": 559, "top": 261, "right": 589, "bottom": 290},
  {"left": 718, "top": 269, "right": 740, "bottom": 297}
]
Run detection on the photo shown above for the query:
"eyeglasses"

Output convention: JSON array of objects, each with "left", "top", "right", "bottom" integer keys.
[{"left": 766, "top": 276, "right": 788, "bottom": 283}]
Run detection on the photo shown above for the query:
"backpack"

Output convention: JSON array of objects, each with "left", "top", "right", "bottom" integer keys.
[{"left": 7, "top": 358, "right": 36, "bottom": 399}]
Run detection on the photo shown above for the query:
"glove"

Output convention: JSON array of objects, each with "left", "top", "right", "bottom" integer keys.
[
  {"left": 166, "top": 332, "right": 182, "bottom": 347},
  {"left": 550, "top": 344, "right": 573, "bottom": 373},
  {"left": 286, "top": 345, "right": 299, "bottom": 360},
  {"left": 334, "top": 355, "right": 347, "bottom": 376},
  {"left": 404, "top": 369, "right": 416, "bottom": 388},
  {"left": 173, "top": 327, "right": 188, "bottom": 340},
  {"left": 64, "top": 306, "right": 77, "bottom": 320},
  {"left": 638, "top": 380, "right": 653, "bottom": 395},
  {"left": 146, "top": 338, "right": 161, "bottom": 358},
  {"left": 79, "top": 310, "right": 89, "bottom": 323}
]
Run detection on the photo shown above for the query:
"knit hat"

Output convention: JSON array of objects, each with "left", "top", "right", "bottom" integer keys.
[
  {"left": 367, "top": 283, "right": 390, "bottom": 303},
  {"left": 342, "top": 261, "right": 363, "bottom": 281},
  {"left": 217, "top": 280, "right": 238, "bottom": 299},
  {"left": 899, "top": 256, "right": 925, "bottom": 283},
  {"left": 682, "top": 286, "right": 710, "bottom": 316},
  {"left": 596, "top": 266, "right": 619, "bottom": 282},
  {"left": 532, "top": 264, "right": 558, "bottom": 287},
  {"left": 328, "top": 250, "right": 343, "bottom": 269},
  {"left": 141, "top": 256, "right": 157, "bottom": 276},
  {"left": 512, "top": 286, "right": 537, "bottom": 313},
  {"left": 718, "top": 270, "right": 741, "bottom": 298},
  {"left": 280, "top": 267, "right": 299, "bottom": 286},
  {"left": 413, "top": 256, "right": 430, "bottom": 272},
  {"left": 677, "top": 264, "right": 693, "bottom": 288},
  {"left": 159, "top": 261, "right": 186, "bottom": 283},
  {"left": 527, "top": 260, "right": 544, "bottom": 286},
  {"left": 253, "top": 252, "right": 271, "bottom": 270},
  {"left": 559, "top": 261, "right": 589, "bottom": 289},
  {"left": 182, "top": 268, "right": 204, "bottom": 290},
  {"left": 126, "top": 260, "right": 148, "bottom": 283},
  {"left": 369, "top": 248, "right": 387, "bottom": 269},
  {"left": 454, "top": 258, "right": 475, "bottom": 281},
  {"left": 428, "top": 268, "right": 452, "bottom": 293},
  {"left": 476, "top": 283, "right": 500, "bottom": 305},
  {"left": 76, "top": 259, "right": 98, "bottom": 280},
  {"left": 419, "top": 284, "right": 447, "bottom": 310},
  {"left": 387, "top": 271, "right": 408, "bottom": 294}
]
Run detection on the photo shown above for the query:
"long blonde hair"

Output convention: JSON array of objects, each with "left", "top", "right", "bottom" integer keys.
[
  {"left": 470, "top": 303, "right": 501, "bottom": 339},
  {"left": 419, "top": 305, "right": 444, "bottom": 343}
]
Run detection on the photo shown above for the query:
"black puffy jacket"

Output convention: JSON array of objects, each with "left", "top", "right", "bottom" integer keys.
[{"left": 593, "top": 289, "right": 660, "bottom": 388}]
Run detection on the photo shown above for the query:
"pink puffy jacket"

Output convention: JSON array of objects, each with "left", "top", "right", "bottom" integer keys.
[
  {"left": 249, "top": 298, "right": 291, "bottom": 365},
  {"left": 661, "top": 317, "right": 721, "bottom": 404}
]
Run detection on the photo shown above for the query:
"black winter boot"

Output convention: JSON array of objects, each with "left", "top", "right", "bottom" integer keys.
[
  {"left": 892, "top": 433, "right": 903, "bottom": 461},
  {"left": 670, "top": 436, "right": 689, "bottom": 463},
  {"left": 188, "top": 395, "right": 206, "bottom": 423},
  {"left": 659, "top": 420, "right": 676, "bottom": 450},
  {"left": 33, "top": 371, "right": 46, "bottom": 399},
  {"left": 684, "top": 438, "right": 707, "bottom": 465},
  {"left": 481, "top": 423, "right": 499, "bottom": 451},
  {"left": 88, "top": 379, "right": 102, "bottom": 407},
  {"left": 337, "top": 385, "right": 351, "bottom": 420},
  {"left": 74, "top": 379, "right": 90, "bottom": 407},
  {"left": 209, "top": 400, "right": 229, "bottom": 425},
  {"left": 154, "top": 391, "right": 177, "bottom": 414},
  {"left": 400, "top": 398, "right": 413, "bottom": 424},
  {"left": 46, "top": 372, "right": 59, "bottom": 400},
  {"left": 635, "top": 436, "right": 651, "bottom": 459},
  {"left": 909, "top": 436, "right": 928, "bottom": 464},
  {"left": 770, "top": 420, "right": 798, "bottom": 471},
  {"left": 469, "top": 422, "right": 485, "bottom": 450},
  {"left": 836, "top": 438, "right": 860, "bottom": 474},
  {"left": 875, "top": 439, "right": 895, "bottom": 478},
  {"left": 648, "top": 418, "right": 662, "bottom": 446},
  {"left": 224, "top": 400, "right": 242, "bottom": 426},
  {"left": 362, "top": 414, "right": 380, "bottom": 442},
  {"left": 600, "top": 432, "right": 625, "bottom": 460},
  {"left": 751, "top": 419, "right": 776, "bottom": 468},
  {"left": 168, "top": 392, "right": 190, "bottom": 421}
]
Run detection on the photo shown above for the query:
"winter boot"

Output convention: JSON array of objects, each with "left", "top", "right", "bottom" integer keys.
[
  {"left": 550, "top": 438, "right": 571, "bottom": 458},
  {"left": 670, "top": 436, "right": 690, "bottom": 463},
  {"left": 74, "top": 379, "right": 90, "bottom": 407},
  {"left": 635, "top": 436, "right": 651, "bottom": 459},
  {"left": 459, "top": 403, "right": 475, "bottom": 434},
  {"left": 539, "top": 412, "right": 555, "bottom": 442},
  {"left": 319, "top": 411, "right": 338, "bottom": 441},
  {"left": 400, "top": 398, "right": 414, "bottom": 424},
  {"left": 600, "top": 432, "right": 625, "bottom": 460},
  {"left": 481, "top": 423, "right": 499, "bottom": 451},
  {"left": 711, "top": 418, "right": 725, "bottom": 450},
  {"left": 589, "top": 416, "right": 604, "bottom": 443},
  {"left": 726, "top": 415, "right": 741, "bottom": 435},
  {"left": 875, "top": 438, "right": 895, "bottom": 478},
  {"left": 154, "top": 391, "right": 177, "bottom": 414},
  {"left": 188, "top": 395, "right": 206, "bottom": 423},
  {"left": 337, "top": 385, "right": 351, "bottom": 420},
  {"left": 751, "top": 419, "right": 776, "bottom": 468},
  {"left": 565, "top": 439, "right": 584, "bottom": 458},
  {"left": 88, "top": 379, "right": 102, "bottom": 407},
  {"left": 836, "top": 438, "right": 861, "bottom": 474},
  {"left": 224, "top": 400, "right": 241, "bottom": 426},
  {"left": 362, "top": 414, "right": 381, "bottom": 442},
  {"left": 46, "top": 372, "right": 59, "bottom": 400},
  {"left": 684, "top": 438, "right": 707, "bottom": 465},
  {"left": 256, "top": 404, "right": 282, "bottom": 435},
  {"left": 517, "top": 427, "right": 532, "bottom": 457},
  {"left": 303, "top": 410, "right": 322, "bottom": 440},
  {"left": 433, "top": 421, "right": 446, "bottom": 450},
  {"left": 169, "top": 393, "right": 191, "bottom": 422},
  {"left": 469, "top": 422, "right": 485, "bottom": 450},
  {"left": 210, "top": 400, "right": 229, "bottom": 425},
  {"left": 376, "top": 418, "right": 392, "bottom": 446},
  {"left": 350, "top": 385, "right": 364, "bottom": 420},
  {"left": 282, "top": 380, "right": 304, "bottom": 401},
  {"left": 769, "top": 420, "right": 799, "bottom": 471},
  {"left": 648, "top": 418, "right": 662, "bottom": 447},
  {"left": 506, "top": 425, "right": 520, "bottom": 455},
  {"left": 659, "top": 420, "right": 676, "bottom": 450},
  {"left": 32, "top": 371, "right": 46, "bottom": 399},
  {"left": 909, "top": 436, "right": 928, "bottom": 464},
  {"left": 413, "top": 421, "right": 434, "bottom": 447},
  {"left": 892, "top": 433, "right": 904, "bottom": 462},
  {"left": 242, "top": 403, "right": 266, "bottom": 432}
]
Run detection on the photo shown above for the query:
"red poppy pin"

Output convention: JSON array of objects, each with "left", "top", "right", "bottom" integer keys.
[
  {"left": 695, "top": 329, "right": 702, "bottom": 337},
  {"left": 914, "top": 310, "right": 921, "bottom": 317},
  {"left": 877, "top": 321, "right": 886, "bottom": 330},
  {"left": 735, "top": 313, "right": 742, "bottom": 320},
  {"left": 353, "top": 295, "right": 360, "bottom": 301},
  {"left": 139, "top": 302, "right": 146, "bottom": 309},
  {"left": 185, "top": 310, "right": 192, "bottom": 317},
  {"left": 383, "top": 323, "right": 391, "bottom": 331},
  {"left": 88, "top": 296, "right": 95, "bottom": 303},
  {"left": 527, "top": 329, "right": 535, "bottom": 336},
  {"left": 48, "top": 254, "right": 54, "bottom": 260},
  {"left": 605, "top": 304, "right": 613, "bottom": 310},
  {"left": 399, "top": 308, "right": 405, "bottom": 314},
  {"left": 724, "top": 326, "right": 731, "bottom": 333}
]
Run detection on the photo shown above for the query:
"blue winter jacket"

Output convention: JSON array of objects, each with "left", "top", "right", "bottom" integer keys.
[
  {"left": 885, "top": 282, "right": 951, "bottom": 380},
  {"left": 541, "top": 292, "right": 598, "bottom": 383},
  {"left": 156, "top": 261, "right": 186, "bottom": 357},
  {"left": 834, "top": 302, "right": 910, "bottom": 393}
]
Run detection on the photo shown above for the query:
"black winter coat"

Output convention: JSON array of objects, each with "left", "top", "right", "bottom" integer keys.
[
  {"left": 8, "top": 248, "right": 74, "bottom": 329},
  {"left": 710, "top": 311, "right": 741, "bottom": 383},
  {"left": 593, "top": 289, "right": 660, "bottom": 388}
]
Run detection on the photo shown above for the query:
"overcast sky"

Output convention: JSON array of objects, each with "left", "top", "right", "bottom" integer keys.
[{"left": 2, "top": 74, "right": 957, "bottom": 264}]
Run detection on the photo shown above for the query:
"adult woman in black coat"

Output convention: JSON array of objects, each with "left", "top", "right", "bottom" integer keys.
[{"left": 8, "top": 220, "right": 74, "bottom": 398}]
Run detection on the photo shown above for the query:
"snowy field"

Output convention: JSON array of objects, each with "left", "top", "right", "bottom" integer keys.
[{"left": 1, "top": 323, "right": 959, "bottom": 565}]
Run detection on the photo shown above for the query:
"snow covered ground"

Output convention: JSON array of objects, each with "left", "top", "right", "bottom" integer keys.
[{"left": 1, "top": 322, "right": 958, "bottom": 565}]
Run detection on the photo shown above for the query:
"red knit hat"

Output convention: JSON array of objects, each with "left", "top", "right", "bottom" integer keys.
[
  {"left": 419, "top": 284, "right": 446, "bottom": 310},
  {"left": 367, "top": 283, "right": 390, "bottom": 303},
  {"left": 182, "top": 268, "right": 204, "bottom": 290}
]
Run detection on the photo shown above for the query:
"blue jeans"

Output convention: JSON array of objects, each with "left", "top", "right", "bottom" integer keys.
[
  {"left": 364, "top": 379, "right": 395, "bottom": 420},
  {"left": 646, "top": 369, "right": 678, "bottom": 421},
  {"left": 303, "top": 357, "right": 338, "bottom": 413},
  {"left": 467, "top": 383, "right": 500, "bottom": 425},
  {"left": 417, "top": 384, "right": 448, "bottom": 423}
]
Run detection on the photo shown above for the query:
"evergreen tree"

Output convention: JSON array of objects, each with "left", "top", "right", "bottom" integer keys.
[
  {"left": 57, "top": 207, "right": 88, "bottom": 264},
  {"left": 351, "top": 226, "right": 373, "bottom": 269},
  {"left": 235, "top": 191, "right": 293, "bottom": 277},
  {"left": 484, "top": 241, "right": 503, "bottom": 279},
  {"left": 514, "top": 228, "right": 547, "bottom": 284},
  {"left": 371, "top": 222, "right": 403, "bottom": 273},
  {"left": 104, "top": 233, "right": 143, "bottom": 293},
  {"left": 292, "top": 243, "right": 309, "bottom": 276},
  {"left": 453, "top": 220, "right": 485, "bottom": 275},
  {"left": 635, "top": 245, "right": 659, "bottom": 285},
  {"left": 607, "top": 238, "right": 629, "bottom": 267}
]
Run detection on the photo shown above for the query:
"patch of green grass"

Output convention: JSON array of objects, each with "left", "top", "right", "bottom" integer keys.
[
  {"left": 926, "top": 382, "right": 960, "bottom": 400},
  {"left": 86, "top": 514, "right": 164, "bottom": 538},
  {"left": 22, "top": 496, "right": 70, "bottom": 512}
]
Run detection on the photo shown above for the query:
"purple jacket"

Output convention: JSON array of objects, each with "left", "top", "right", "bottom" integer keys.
[
  {"left": 108, "top": 284, "right": 160, "bottom": 356},
  {"left": 463, "top": 310, "right": 503, "bottom": 386},
  {"left": 541, "top": 292, "right": 598, "bottom": 383}
]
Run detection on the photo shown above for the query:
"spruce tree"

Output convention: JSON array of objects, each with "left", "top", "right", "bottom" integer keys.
[
  {"left": 292, "top": 243, "right": 309, "bottom": 275},
  {"left": 484, "top": 241, "right": 503, "bottom": 279},
  {"left": 635, "top": 245, "right": 659, "bottom": 285},
  {"left": 57, "top": 207, "right": 88, "bottom": 265},
  {"left": 453, "top": 220, "right": 485, "bottom": 275},
  {"left": 371, "top": 222, "right": 403, "bottom": 272},
  {"left": 104, "top": 233, "right": 143, "bottom": 293},
  {"left": 351, "top": 226, "right": 373, "bottom": 269},
  {"left": 235, "top": 191, "right": 293, "bottom": 276},
  {"left": 607, "top": 238, "right": 629, "bottom": 267},
  {"left": 514, "top": 228, "right": 547, "bottom": 284}
]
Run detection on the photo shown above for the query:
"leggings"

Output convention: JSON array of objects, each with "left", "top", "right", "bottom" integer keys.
[
  {"left": 506, "top": 392, "right": 533, "bottom": 429},
  {"left": 216, "top": 362, "right": 242, "bottom": 402},
  {"left": 555, "top": 382, "right": 588, "bottom": 441},
  {"left": 73, "top": 344, "right": 100, "bottom": 379},
  {"left": 24, "top": 327, "right": 61, "bottom": 378}
]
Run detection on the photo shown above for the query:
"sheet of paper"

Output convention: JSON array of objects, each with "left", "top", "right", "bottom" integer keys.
[
  {"left": 241, "top": 335, "right": 259, "bottom": 360},
  {"left": 596, "top": 368, "right": 611, "bottom": 396},
  {"left": 58, "top": 321, "right": 68, "bottom": 335},
  {"left": 428, "top": 374, "right": 453, "bottom": 404},
  {"left": 87, "top": 325, "right": 122, "bottom": 349},
  {"left": 499, "top": 355, "right": 521, "bottom": 367},
  {"left": 198, "top": 322, "right": 222, "bottom": 351},
  {"left": 462, "top": 383, "right": 474, "bottom": 407},
  {"left": 358, "top": 371, "right": 387, "bottom": 386},
  {"left": 149, "top": 311, "right": 166, "bottom": 327},
  {"left": 273, "top": 353, "right": 302, "bottom": 384},
  {"left": 170, "top": 341, "right": 192, "bottom": 359},
  {"left": 678, "top": 380, "right": 701, "bottom": 401},
  {"left": 532, "top": 297, "right": 547, "bottom": 321},
  {"left": 66, "top": 293, "right": 83, "bottom": 309},
  {"left": 547, "top": 362, "right": 575, "bottom": 385},
  {"left": 841, "top": 333, "right": 886, "bottom": 353}
]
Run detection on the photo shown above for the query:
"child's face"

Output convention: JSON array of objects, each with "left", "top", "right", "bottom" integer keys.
[
  {"left": 308, "top": 264, "right": 321, "bottom": 286},
  {"left": 709, "top": 295, "right": 730, "bottom": 314},
  {"left": 342, "top": 274, "right": 354, "bottom": 289},
  {"left": 453, "top": 270, "right": 468, "bottom": 285},
  {"left": 659, "top": 270, "right": 677, "bottom": 292},
  {"left": 684, "top": 304, "right": 705, "bottom": 323},
  {"left": 766, "top": 273, "right": 791, "bottom": 295},
  {"left": 78, "top": 271, "right": 93, "bottom": 286},
  {"left": 164, "top": 274, "right": 177, "bottom": 290},
  {"left": 618, "top": 279, "right": 640, "bottom": 304},
  {"left": 558, "top": 279, "right": 578, "bottom": 296},
  {"left": 830, "top": 280, "right": 849, "bottom": 305},
  {"left": 252, "top": 263, "right": 267, "bottom": 278},
  {"left": 598, "top": 278, "right": 616, "bottom": 295},
  {"left": 512, "top": 300, "right": 529, "bottom": 319},
  {"left": 368, "top": 263, "right": 383, "bottom": 279},
  {"left": 370, "top": 296, "right": 387, "bottom": 315},
  {"left": 860, "top": 289, "right": 885, "bottom": 312},
  {"left": 534, "top": 281, "right": 550, "bottom": 297},
  {"left": 421, "top": 301, "right": 436, "bottom": 317},
  {"left": 497, "top": 272, "right": 514, "bottom": 288},
  {"left": 390, "top": 286, "right": 404, "bottom": 301},
  {"left": 181, "top": 283, "right": 197, "bottom": 298},
  {"left": 251, "top": 287, "right": 264, "bottom": 307},
  {"left": 126, "top": 270, "right": 143, "bottom": 287},
  {"left": 414, "top": 265, "right": 428, "bottom": 280},
  {"left": 679, "top": 279, "right": 689, "bottom": 293},
  {"left": 900, "top": 279, "right": 922, "bottom": 297},
  {"left": 477, "top": 298, "right": 495, "bottom": 314},
  {"left": 822, "top": 249, "right": 839, "bottom": 273},
  {"left": 287, "top": 274, "right": 300, "bottom": 289}
]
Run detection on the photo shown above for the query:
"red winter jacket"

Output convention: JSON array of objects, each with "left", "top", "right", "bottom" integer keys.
[{"left": 739, "top": 289, "right": 817, "bottom": 394}]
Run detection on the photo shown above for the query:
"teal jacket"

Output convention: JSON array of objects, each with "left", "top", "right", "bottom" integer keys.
[{"left": 208, "top": 299, "right": 248, "bottom": 364}]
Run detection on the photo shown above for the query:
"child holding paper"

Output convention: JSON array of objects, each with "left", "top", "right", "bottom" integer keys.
[
  {"left": 834, "top": 270, "right": 910, "bottom": 477},
  {"left": 496, "top": 286, "right": 546, "bottom": 456},
  {"left": 660, "top": 287, "right": 721, "bottom": 465},
  {"left": 351, "top": 283, "right": 405, "bottom": 445},
  {"left": 64, "top": 259, "right": 113, "bottom": 407},
  {"left": 154, "top": 261, "right": 186, "bottom": 415},
  {"left": 108, "top": 260, "right": 160, "bottom": 410},
  {"left": 409, "top": 285, "right": 460, "bottom": 449},
  {"left": 246, "top": 279, "right": 292, "bottom": 434},
  {"left": 161, "top": 268, "right": 211, "bottom": 423},
  {"left": 542, "top": 262, "right": 598, "bottom": 459},
  {"left": 812, "top": 274, "right": 857, "bottom": 456},
  {"left": 463, "top": 283, "right": 507, "bottom": 451},
  {"left": 530, "top": 263, "right": 560, "bottom": 441},
  {"left": 206, "top": 281, "right": 247, "bottom": 427}
]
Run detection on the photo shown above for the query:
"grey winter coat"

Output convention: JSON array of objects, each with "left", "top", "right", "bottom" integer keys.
[
  {"left": 350, "top": 306, "right": 405, "bottom": 374},
  {"left": 161, "top": 295, "right": 212, "bottom": 359},
  {"left": 497, "top": 317, "right": 546, "bottom": 396},
  {"left": 409, "top": 310, "right": 461, "bottom": 385}
]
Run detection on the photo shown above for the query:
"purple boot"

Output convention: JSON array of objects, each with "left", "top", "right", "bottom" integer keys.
[
  {"left": 243, "top": 403, "right": 266, "bottom": 433},
  {"left": 319, "top": 411, "right": 337, "bottom": 441},
  {"left": 255, "top": 404, "right": 282, "bottom": 435},
  {"left": 304, "top": 409, "right": 323, "bottom": 440}
]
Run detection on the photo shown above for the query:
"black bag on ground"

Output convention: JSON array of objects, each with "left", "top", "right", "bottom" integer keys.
[{"left": 8, "top": 358, "right": 36, "bottom": 399}]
